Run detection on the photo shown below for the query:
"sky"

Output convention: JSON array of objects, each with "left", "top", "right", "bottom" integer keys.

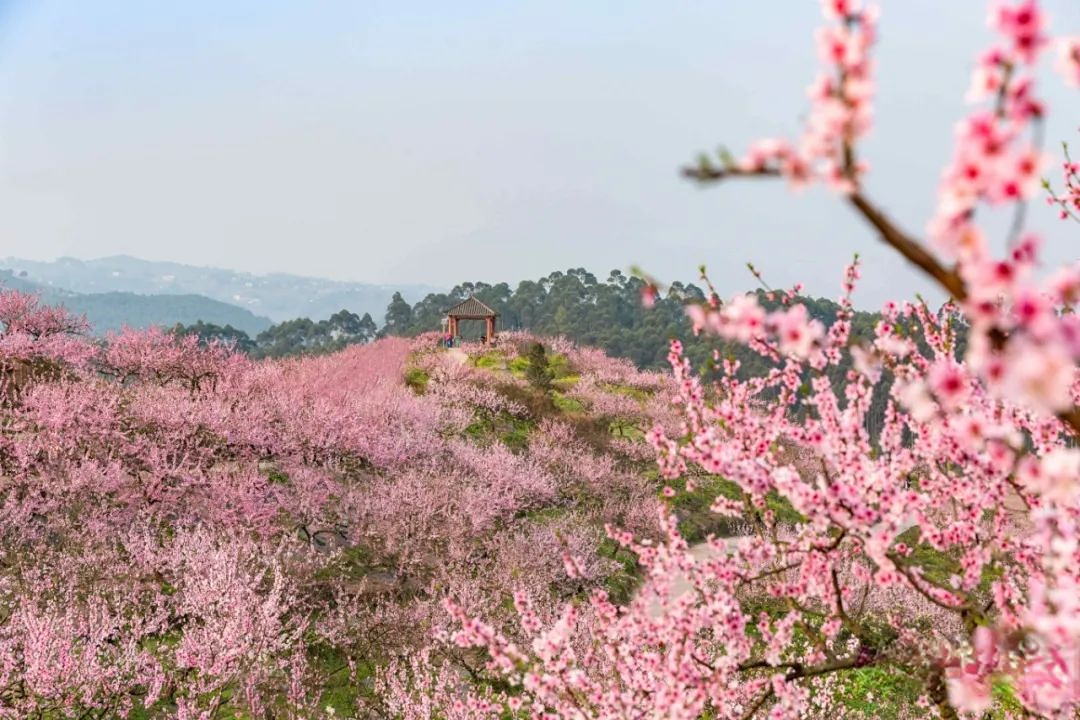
[{"left": 0, "top": 1, "right": 1076, "bottom": 307}]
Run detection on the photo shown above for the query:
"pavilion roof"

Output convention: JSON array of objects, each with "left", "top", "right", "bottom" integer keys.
[{"left": 446, "top": 295, "right": 498, "bottom": 318}]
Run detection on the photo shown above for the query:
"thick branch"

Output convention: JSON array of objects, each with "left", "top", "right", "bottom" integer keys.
[
  {"left": 847, "top": 192, "right": 967, "bottom": 301},
  {"left": 682, "top": 165, "right": 967, "bottom": 301}
]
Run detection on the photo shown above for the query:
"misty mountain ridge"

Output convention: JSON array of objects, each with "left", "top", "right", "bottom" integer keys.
[
  {"left": 1, "top": 255, "right": 442, "bottom": 323},
  {"left": 0, "top": 268, "right": 274, "bottom": 336}
]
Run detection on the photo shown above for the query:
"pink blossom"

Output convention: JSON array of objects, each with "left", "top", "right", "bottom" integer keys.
[
  {"left": 997, "top": 337, "right": 1075, "bottom": 414},
  {"left": 1056, "top": 37, "right": 1080, "bottom": 87},
  {"left": 946, "top": 667, "right": 994, "bottom": 714}
]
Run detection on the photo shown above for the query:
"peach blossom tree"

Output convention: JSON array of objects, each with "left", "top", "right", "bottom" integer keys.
[{"left": 400, "top": 2, "right": 1080, "bottom": 718}]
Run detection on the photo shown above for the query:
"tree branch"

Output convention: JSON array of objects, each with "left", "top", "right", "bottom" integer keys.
[
  {"left": 682, "top": 160, "right": 1080, "bottom": 438},
  {"left": 846, "top": 192, "right": 967, "bottom": 301}
]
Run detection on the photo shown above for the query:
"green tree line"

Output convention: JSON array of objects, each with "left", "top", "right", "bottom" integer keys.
[{"left": 174, "top": 309, "right": 377, "bottom": 359}]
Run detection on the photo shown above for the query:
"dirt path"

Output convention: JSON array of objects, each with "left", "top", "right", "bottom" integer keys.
[
  {"left": 647, "top": 539, "right": 735, "bottom": 618},
  {"left": 447, "top": 348, "right": 469, "bottom": 366}
]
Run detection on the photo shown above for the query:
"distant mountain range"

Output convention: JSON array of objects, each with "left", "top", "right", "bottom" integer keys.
[
  {"left": 0, "top": 268, "right": 274, "bottom": 336},
  {"left": 0, "top": 255, "right": 442, "bottom": 334}
]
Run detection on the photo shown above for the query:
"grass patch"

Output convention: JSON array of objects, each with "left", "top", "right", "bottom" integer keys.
[
  {"left": 311, "top": 645, "right": 375, "bottom": 716},
  {"left": 463, "top": 420, "right": 489, "bottom": 442},
  {"left": 501, "top": 417, "right": 533, "bottom": 451},
  {"left": 506, "top": 351, "right": 571, "bottom": 382},
  {"left": 403, "top": 367, "right": 429, "bottom": 393},
  {"left": 553, "top": 392, "right": 585, "bottom": 413},
  {"left": 473, "top": 352, "right": 505, "bottom": 371},
  {"left": 604, "top": 382, "right": 651, "bottom": 401},
  {"left": 990, "top": 677, "right": 1024, "bottom": 718},
  {"left": 598, "top": 537, "right": 642, "bottom": 605},
  {"left": 463, "top": 413, "right": 534, "bottom": 451},
  {"left": 831, "top": 665, "right": 927, "bottom": 719},
  {"left": 664, "top": 476, "right": 806, "bottom": 542},
  {"left": 547, "top": 352, "right": 573, "bottom": 379},
  {"left": 508, "top": 356, "right": 530, "bottom": 377},
  {"left": 668, "top": 476, "right": 747, "bottom": 543},
  {"left": 314, "top": 544, "right": 378, "bottom": 584},
  {"left": 266, "top": 469, "right": 290, "bottom": 485},
  {"left": 519, "top": 506, "right": 570, "bottom": 523},
  {"left": 894, "top": 527, "right": 960, "bottom": 587},
  {"left": 765, "top": 491, "right": 805, "bottom": 526},
  {"left": 609, "top": 422, "right": 644, "bottom": 441}
]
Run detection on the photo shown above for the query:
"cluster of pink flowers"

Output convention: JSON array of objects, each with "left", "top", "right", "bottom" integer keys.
[
  {"left": 1055, "top": 36, "right": 1080, "bottom": 87},
  {"left": 0, "top": 289, "right": 96, "bottom": 370},
  {"left": 736, "top": 0, "right": 877, "bottom": 192},
  {"left": 1045, "top": 129, "right": 1079, "bottom": 221},
  {"left": 686, "top": 290, "right": 827, "bottom": 362},
  {"left": 931, "top": 1, "right": 1050, "bottom": 254}
]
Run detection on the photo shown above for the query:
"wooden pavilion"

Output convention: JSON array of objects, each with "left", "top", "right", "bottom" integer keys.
[{"left": 445, "top": 295, "right": 499, "bottom": 343}]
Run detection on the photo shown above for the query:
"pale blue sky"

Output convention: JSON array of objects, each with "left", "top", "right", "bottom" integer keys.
[{"left": 0, "top": 1, "right": 1076, "bottom": 306}]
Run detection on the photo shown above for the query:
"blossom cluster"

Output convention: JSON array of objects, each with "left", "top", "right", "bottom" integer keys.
[
  {"left": 1044, "top": 129, "right": 1079, "bottom": 221},
  {"left": 736, "top": 0, "right": 877, "bottom": 192}
]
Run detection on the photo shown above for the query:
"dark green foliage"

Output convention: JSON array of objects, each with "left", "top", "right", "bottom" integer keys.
[
  {"left": 524, "top": 342, "right": 553, "bottom": 391},
  {"left": 175, "top": 308, "right": 378, "bottom": 359},
  {"left": 376, "top": 268, "right": 902, "bottom": 439},
  {"left": 172, "top": 321, "right": 257, "bottom": 353},
  {"left": 382, "top": 291, "right": 414, "bottom": 337},
  {"left": 253, "top": 309, "right": 378, "bottom": 358},
  {"left": 384, "top": 269, "right": 711, "bottom": 370},
  {"left": 403, "top": 367, "right": 429, "bottom": 394},
  {"left": 381, "top": 268, "right": 883, "bottom": 378},
  {"left": 171, "top": 267, "right": 902, "bottom": 436}
]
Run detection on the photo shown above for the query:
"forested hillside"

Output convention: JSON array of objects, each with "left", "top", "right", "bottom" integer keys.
[{"left": 382, "top": 268, "right": 884, "bottom": 373}]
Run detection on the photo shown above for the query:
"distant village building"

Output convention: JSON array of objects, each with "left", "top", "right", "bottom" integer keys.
[{"left": 444, "top": 295, "right": 498, "bottom": 343}]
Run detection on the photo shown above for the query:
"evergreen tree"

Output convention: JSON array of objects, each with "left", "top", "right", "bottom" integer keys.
[
  {"left": 172, "top": 321, "right": 256, "bottom": 353},
  {"left": 524, "top": 342, "right": 552, "bottom": 392},
  {"left": 383, "top": 292, "right": 414, "bottom": 336}
]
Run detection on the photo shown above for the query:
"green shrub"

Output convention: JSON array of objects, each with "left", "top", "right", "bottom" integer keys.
[
  {"left": 474, "top": 352, "right": 504, "bottom": 370},
  {"left": 553, "top": 392, "right": 585, "bottom": 413},
  {"left": 403, "top": 366, "right": 429, "bottom": 393}
]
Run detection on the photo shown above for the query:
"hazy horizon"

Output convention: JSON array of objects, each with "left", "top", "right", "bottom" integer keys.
[
  {"left": 2, "top": 251, "right": 444, "bottom": 288},
  {"left": 0, "top": 1, "right": 1077, "bottom": 307}
]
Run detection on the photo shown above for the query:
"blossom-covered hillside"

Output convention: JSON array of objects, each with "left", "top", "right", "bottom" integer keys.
[{"left": 0, "top": 291, "right": 678, "bottom": 718}]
